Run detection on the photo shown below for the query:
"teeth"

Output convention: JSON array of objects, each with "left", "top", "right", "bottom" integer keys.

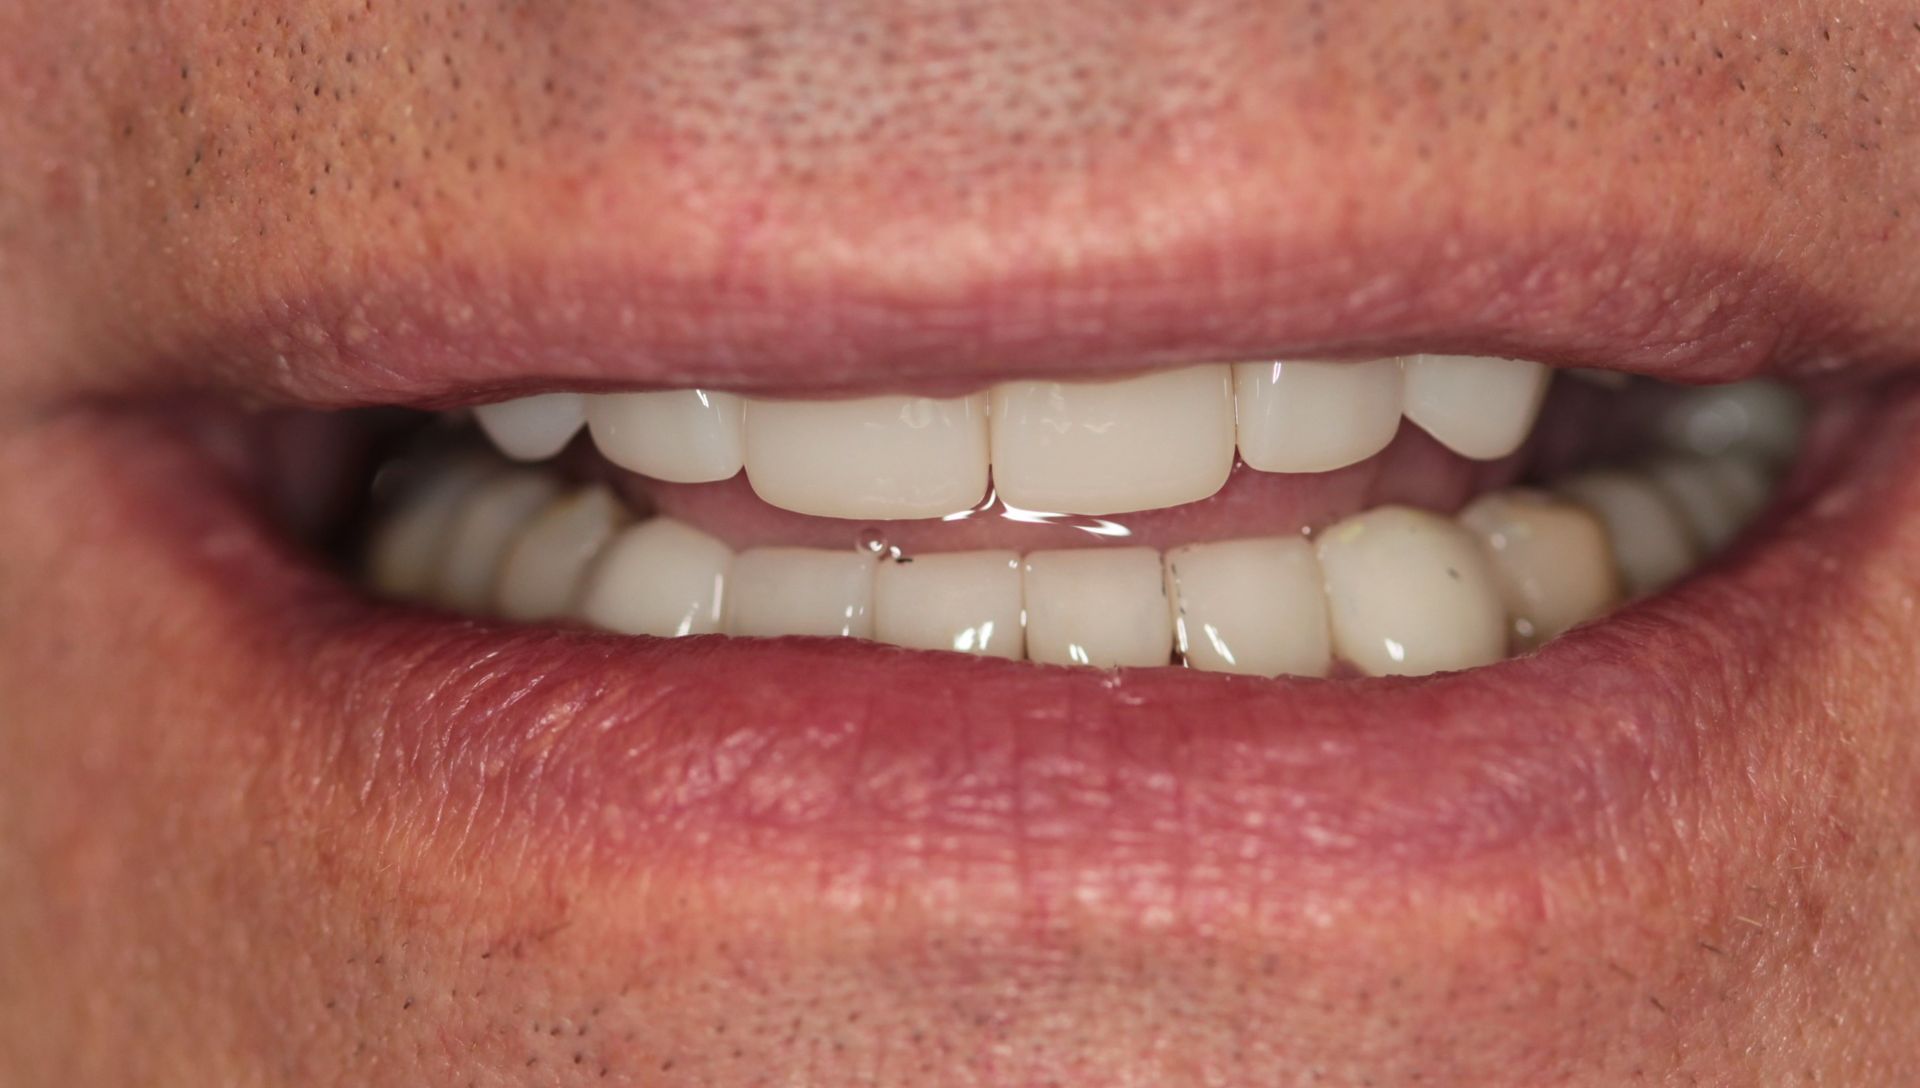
[
  {"left": 1458, "top": 490, "right": 1621, "bottom": 648},
  {"left": 1643, "top": 456, "right": 1754, "bottom": 554},
  {"left": 743, "top": 394, "right": 990, "bottom": 520},
  {"left": 726, "top": 548, "right": 878, "bottom": 639},
  {"left": 1164, "top": 538, "right": 1332, "bottom": 677},
  {"left": 433, "top": 470, "right": 564, "bottom": 613},
  {"left": 585, "top": 389, "right": 745, "bottom": 483},
  {"left": 1655, "top": 380, "right": 1805, "bottom": 465},
  {"left": 576, "top": 518, "right": 733, "bottom": 637},
  {"left": 990, "top": 365, "right": 1236, "bottom": 515},
  {"left": 493, "top": 485, "right": 627, "bottom": 622},
  {"left": 1022, "top": 547, "right": 1174, "bottom": 668},
  {"left": 1233, "top": 359, "right": 1405, "bottom": 473},
  {"left": 472, "top": 393, "right": 587, "bottom": 462},
  {"left": 872, "top": 550, "right": 1024, "bottom": 658},
  {"left": 1401, "top": 355, "right": 1551, "bottom": 461},
  {"left": 1316, "top": 506, "right": 1509, "bottom": 677},
  {"left": 1555, "top": 471, "right": 1700, "bottom": 595},
  {"left": 365, "top": 455, "right": 498, "bottom": 599}
]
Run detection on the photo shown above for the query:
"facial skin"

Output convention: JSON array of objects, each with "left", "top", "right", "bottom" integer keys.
[{"left": 2, "top": 2, "right": 1918, "bottom": 1085}]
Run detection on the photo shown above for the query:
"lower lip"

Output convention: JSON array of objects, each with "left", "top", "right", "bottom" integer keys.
[{"left": 73, "top": 385, "right": 1911, "bottom": 919}]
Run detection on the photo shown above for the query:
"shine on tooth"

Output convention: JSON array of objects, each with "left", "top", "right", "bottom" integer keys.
[
  {"left": 726, "top": 548, "right": 879, "bottom": 639},
  {"left": 576, "top": 517, "right": 733, "bottom": 637},
  {"left": 585, "top": 389, "right": 745, "bottom": 483},
  {"left": 433, "top": 470, "right": 564, "bottom": 613},
  {"left": 1164, "top": 538, "right": 1332, "bottom": 678},
  {"left": 743, "top": 394, "right": 990, "bottom": 520},
  {"left": 1315, "top": 506, "right": 1509, "bottom": 677},
  {"left": 472, "top": 393, "right": 587, "bottom": 462},
  {"left": 1555, "top": 471, "right": 1700, "bottom": 595},
  {"left": 1401, "top": 355, "right": 1552, "bottom": 461},
  {"left": 1233, "top": 359, "right": 1405, "bottom": 474},
  {"left": 1458, "top": 490, "right": 1621, "bottom": 649},
  {"left": 990, "top": 365, "right": 1236, "bottom": 516},
  {"left": 1654, "top": 380, "right": 1805, "bottom": 466},
  {"left": 493, "top": 485, "right": 628, "bottom": 622},
  {"left": 1023, "top": 547, "right": 1174, "bottom": 668},
  {"left": 872, "top": 551, "right": 1025, "bottom": 659}
]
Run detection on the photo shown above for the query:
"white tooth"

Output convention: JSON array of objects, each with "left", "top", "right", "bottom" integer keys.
[
  {"left": 1164, "top": 538, "right": 1332, "bottom": 677},
  {"left": 365, "top": 455, "right": 499, "bottom": 600},
  {"left": 1458, "top": 490, "right": 1621, "bottom": 649},
  {"left": 1233, "top": 359, "right": 1405, "bottom": 474},
  {"left": 434, "top": 470, "right": 564, "bottom": 613},
  {"left": 1316, "top": 506, "right": 1509, "bottom": 677},
  {"left": 1644, "top": 456, "right": 1748, "bottom": 553},
  {"left": 990, "top": 365, "right": 1235, "bottom": 515},
  {"left": 1401, "top": 355, "right": 1551, "bottom": 461},
  {"left": 726, "top": 548, "right": 878, "bottom": 639},
  {"left": 872, "top": 550, "right": 1024, "bottom": 658},
  {"left": 1023, "top": 547, "right": 1173, "bottom": 668},
  {"left": 493, "top": 485, "right": 628, "bottom": 622},
  {"left": 576, "top": 518, "right": 733, "bottom": 637},
  {"left": 1706, "top": 455, "right": 1773, "bottom": 525},
  {"left": 1655, "top": 380, "right": 1805, "bottom": 466},
  {"left": 585, "top": 389, "right": 745, "bottom": 483},
  {"left": 743, "top": 394, "right": 989, "bottom": 520},
  {"left": 472, "top": 393, "right": 587, "bottom": 462},
  {"left": 1555, "top": 471, "right": 1700, "bottom": 595}
]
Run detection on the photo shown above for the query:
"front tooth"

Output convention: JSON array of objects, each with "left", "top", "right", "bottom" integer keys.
[
  {"left": 1164, "top": 538, "right": 1332, "bottom": 677},
  {"left": 1233, "top": 359, "right": 1405, "bottom": 474},
  {"left": 1023, "top": 547, "right": 1174, "bottom": 668},
  {"left": 872, "top": 550, "right": 1024, "bottom": 658},
  {"left": 434, "top": 470, "right": 564, "bottom": 613},
  {"left": 990, "top": 365, "right": 1235, "bottom": 515},
  {"left": 473, "top": 393, "right": 587, "bottom": 462},
  {"left": 743, "top": 394, "right": 989, "bottom": 520},
  {"left": 585, "top": 389, "right": 745, "bottom": 483},
  {"left": 576, "top": 518, "right": 733, "bottom": 637},
  {"left": 1458, "top": 490, "right": 1621, "bottom": 648},
  {"left": 1643, "top": 456, "right": 1749, "bottom": 553},
  {"left": 1316, "top": 506, "right": 1509, "bottom": 677},
  {"left": 1654, "top": 380, "right": 1805, "bottom": 466},
  {"left": 1555, "top": 471, "right": 1700, "bottom": 595},
  {"left": 493, "top": 485, "right": 628, "bottom": 622},
  {"left": 726, "top": 548, "right": 878, "bottom": 639},
  {"left": 365, "top": 455, "right": 498, "bottom": 600},
  {"left": 1401, "top": 355, "right": 1551, "bottom": 461}
]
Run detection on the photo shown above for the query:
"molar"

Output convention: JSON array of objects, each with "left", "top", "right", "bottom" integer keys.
[{"left": 1459, "top": 490, "right": 1621, "bottom": 648}]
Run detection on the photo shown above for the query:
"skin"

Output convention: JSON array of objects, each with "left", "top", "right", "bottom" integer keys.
[{"left": 2, "top": 2, "right": 1918, "bottom": 1084}]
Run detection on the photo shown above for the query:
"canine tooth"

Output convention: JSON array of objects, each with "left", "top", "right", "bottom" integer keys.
[
  {"left": 1644, "top": 456, "right": 1748, "bottom": 553},
  {"left": 473, "top": 393, "right": 587, "bottom": 462},
  {"left": 727, "top": 548, "right": 878, "bottom": 639},
  {"left": 1401, "top": 355, "right": 1551, "bottom": 461},
  {"left": 576, "top": 518, "right": 733, "bottom": 637},
  {"left": 434, "top": 470, "right": 564, "bottom": 613},
  {"left": 743, "top": 394, "right": 989, "bottom": 520},
  {"left": 1556, "top": 471, "right": 1700, "bottom": 595},
  {"left": 1233, "top": 359, "right": 1405, "bottom": 473},
  {"left": 585, "top": 389, "right": 745, "bottom": 483},
  {"left": 1459, "top": 491, "right": 1621, "bottom": 648},
  {"left": 873, "top": 551, "right": 1024, "bottom": 658},
  {"left": 990, "top": 366, "right": 1235, "bottom": 515},
  {"left": 1023, "top": 547, "right": 1174, "bottom": 668},
  {"left": 1655, "top": 380, "right": 1805, "bottom": 465},
  {"left": 493, "top": 485, "right": 627, "bottom": 622},
  {"left": 365, "top": 456, "right": 498, "bottom": 600},
  {"left": 1164, "top": 538, "right": 1332, "bottom": 677},
  {"left": 1316, "top": 506, "right": 1508, "bottom": 677}
]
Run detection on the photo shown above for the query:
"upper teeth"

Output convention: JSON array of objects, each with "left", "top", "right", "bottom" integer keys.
[{"left": 469, "top": 355, "right": 1555, "bottom": 520}]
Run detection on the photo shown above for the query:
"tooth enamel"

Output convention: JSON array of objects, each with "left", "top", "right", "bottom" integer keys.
[
  {"left": 493, "top": 485, "right": 627, "bottom": 622},
  {"left": 1316, "top": 506, "right": 1509, "bottom": 677},
  {"left": 585, "top": 389, "right": 745, "bottom": 483},
  {"left": 1458, "top": 490, "right": 1621, "bottom": 648},
  {"left": 1022, "top": 547, "right": 1174, "bottom": 668},
  {"left": 990, "top": 365, "right": 1236, "bottom": 515},
  {"left": 1706, "top": 455, "right": 1773, "bottom": 524},
  {"left": 576, "top": 517, "right": 733, "bottom": 637},
  {"left": 743, "top": 394, "right": 990, "bottom": 520},
  {"left": 1233, "top": 359, "right": 1405, "bottom": 474},
  {"left": 872, "top": 550, "right": 1024, "bottom": 658},
  {"left": 1164, "top": 538, "right": 1332, "bottom": 677},
  {"left": 1655, "top": 380, "right": 1805, "bottom": 466},
  {"left": 726, "top": 548, "right": 878, "bottom": 639},
  {"left": 365, "top": 455, "right": 498, "bottom": 600},
  {"left": 1401, "top": 355, "right": 1552, "bottom": 461},
  {"left": 472, "top": 393, "right": 588, "bottom": 462},
  {"left": 1555, "top": 471, "right": 1700, "bottom": 595},
  {"left": 1644, "top": 456, "right": 1750, "bottom": 553},
  {"left": 434, "top": 470, "right": 564, "bottom": 613}
]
